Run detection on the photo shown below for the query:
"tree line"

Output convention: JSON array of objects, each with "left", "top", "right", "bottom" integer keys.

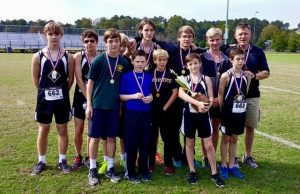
[{"left": 1, "top": 15, "right": 299, "bottom": 52}]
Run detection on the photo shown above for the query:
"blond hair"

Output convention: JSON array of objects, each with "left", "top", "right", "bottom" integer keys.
[
  {"left": 120, "top": 33, "right": 129, "bottom": 46},
  {"left": 153, "top": 49, "right": 169, "bottom": 61},
  {"left": 206, "top": 27, "right": 223, "bottom": 39},
  {"left": 44, "top": 21, "right": 64, "bottom": 35},
  {"left": 177, "top": 25, "right": 195, "bottom": 38}
]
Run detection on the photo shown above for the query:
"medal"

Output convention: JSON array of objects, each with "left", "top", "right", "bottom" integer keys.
[
  {"left": 133, "top": 70, "right": 144, "bottom": 95},
  {"left": 236, "top": 94, "right": 243, "bottom": 101},
  {"left": 47, "top": 47, "right": 62, "bottom": 83},
  {"left": 144, "top": 65, "right": 149, "bottom": 71},
  {"left": 106, "top": 52, "right": 119, "bottom": 85},
  {"left": 154, "top": 68, "right": 166, "bottom": 98},
  {"left": 232, "top": 69, "right": 244, "bottom": 100},
  {"left": 179, "top": 48, "right": 190, "bottom": 75}
]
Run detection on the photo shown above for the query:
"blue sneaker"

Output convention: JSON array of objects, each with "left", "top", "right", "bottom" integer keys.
[
  {"left": 229, "top": 167, "right": 245, "bottom": 179},
  {"left": 173, "top": 160, "right": 182, "bottom": 168},
  {"left": 219, "top": 166, "right": 228, "bottom": 179}
]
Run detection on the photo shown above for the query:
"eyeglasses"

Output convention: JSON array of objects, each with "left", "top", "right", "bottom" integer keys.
[{"left": 84, "top": 39, "right": 96, "bottom": 44}]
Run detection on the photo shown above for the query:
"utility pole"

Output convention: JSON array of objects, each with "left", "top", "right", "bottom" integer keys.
[
  {"left": 224, "top": 0, "right": 229, "bottom": 45},
  {"left": 253, "top": 11, "right": 259, "bottom": 43}
]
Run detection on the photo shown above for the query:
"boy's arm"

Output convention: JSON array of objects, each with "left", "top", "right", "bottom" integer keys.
[
  {"left": 85, "top": 79, "right": 94, "bottom": 119},
  {"left": 120, "top": 93, "right": 144, "bottom": 101},
  {"left": 74, "top": 52, "right": 87, "bottom": 98},
  {"left": 218, "top": 73, "right": 228, "bottom": 111},
  {"left": 163, "top": 88, "right": 178, "bottom": 111},
  {"left": 204, "top": 76, "right": 214, "bottom": 108},
  {"left": 67, "top": 52, "right": 75, "bottom": 90},
  {"left": 31, "top": 52, "right": 40, "bottom": 89},
  {"left": 178, "top": 87, "right": 208, "bottom": 113}
]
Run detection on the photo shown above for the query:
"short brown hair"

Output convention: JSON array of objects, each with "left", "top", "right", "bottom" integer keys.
[
  {"left": 103, "top": 28, "right": 121, "bottom": 43},
  {"left": 229, "top": 46, "right": 245, "bottom": 60},
  {"left": 235, "top": 22, "right": 251, "bottom": 32},
  {"left": 81, "top": 29, "right": 98, "bottom": 42},
  {"left": 132, "top": 50, "right": 147, "bottom": 60},
  {"left": 177, "top": 25, "right": 195, "bottom": 38},
  {"left": 185, "top": 53, "right": 202, "bottom": 64},
  {"left": 44, "top": 21, "right": 64, "bottom": 35}
]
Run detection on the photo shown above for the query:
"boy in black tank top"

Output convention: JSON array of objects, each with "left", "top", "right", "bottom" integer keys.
[
  {"left": 72, "top": 30, "right": 99, "bottom": 170},
  {"left": 30, "top": 21, "right": 75, "bottom": 175}
]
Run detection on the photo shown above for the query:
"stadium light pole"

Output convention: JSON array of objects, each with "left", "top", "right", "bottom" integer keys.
[
  {"left": 253, "top": 11, "right": 259, "bottom": 42},
  {"left": 224, "top": 0, "right": 229, "bottom": 45}
]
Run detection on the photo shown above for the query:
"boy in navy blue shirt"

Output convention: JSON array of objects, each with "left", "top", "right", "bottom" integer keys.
[{"left": 120, "top": 50, "right": 153, "bottom": 184}]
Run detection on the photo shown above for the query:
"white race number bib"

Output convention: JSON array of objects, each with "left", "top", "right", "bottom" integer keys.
[
  {"left": 232, "top": 100, "right": 247, "bottom": 113},
  {"left": 45, "top": 87, "right": 63, "bottom": 101}
]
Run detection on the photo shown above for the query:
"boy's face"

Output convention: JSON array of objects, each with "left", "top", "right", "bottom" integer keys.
[
  {"left": 178, "top": 32, "right": 194, "bottom": 48},
  {"left": 106, "top": 37, "right": 120, "bottom": 53},
  {"left": 119, "top": 43, "right": 127, "bottom": 54},
  {"left": 186, "top": 58, "right": 201, "bottom": 74},
  {"left": 133, "top": 56, "right": 147, "bottom": 72},
  {"left": 207, "top": 34, "right": 222, "bottom": 50},
  {"left": 83, "top": 37, "right": 98, "bottom": 51},
  {"left": 46, "top": 32, "right": 62, "bottom": 45},
  {"left": 142, "top": 24, "right": 155, "bottom": 41},
  {"left": 231, "top": 54, "right": 245, "bottom": 69},
  {"left": 154, "top": 55, "right": 168, "bottom": 71}
]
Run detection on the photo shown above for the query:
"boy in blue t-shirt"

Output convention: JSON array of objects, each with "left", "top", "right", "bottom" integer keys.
[{"left": 120, "top": 50, "right": 153, "bottom": 184}]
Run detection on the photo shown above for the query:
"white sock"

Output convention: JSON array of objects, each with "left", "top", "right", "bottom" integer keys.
[
  {"left": 107, "top": 157, "right": 114, "bottom": 170},
  {"left": 38, "top": 155, "right": 46, "bottom": 164},
  {"left": 103, "top": 155, "right": 108, "bottom": 161},
  {"left": 120, "top": 154, "right": 125, "bottom": 161},
  {"left": 90, "top": 159, "right": 97, "bottom": 169},
  {"left": 59, "top": 154, "right": 67, "bottom": 163}
]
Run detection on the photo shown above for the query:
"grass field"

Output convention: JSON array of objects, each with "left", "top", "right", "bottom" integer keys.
[{"left": 0, "top": 53, "right": 299, "bottom": 193}]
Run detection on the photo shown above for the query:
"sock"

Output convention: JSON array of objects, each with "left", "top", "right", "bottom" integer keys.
[
  {"left": 107, "top": 157, "right": 114, "bottom": 170},
  {"left": 120, "top": 154, "right": 125, "bottom": 161},
  {"left": 103, "top": 155, "right": 108, "bottom": 161},
  {"left": 59, "top": 154, "right": 66, "bottom": 163},
  {"left": 38, "top": 155, "right": 46, "bottom": 164},
  {"left": 90, "top": 159, "right": 97, "bottom": 169}
]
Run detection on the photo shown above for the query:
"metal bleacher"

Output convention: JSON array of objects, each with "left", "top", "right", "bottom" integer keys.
[{"left": 0, "top": 32, "right": 107, "bottom": 51}]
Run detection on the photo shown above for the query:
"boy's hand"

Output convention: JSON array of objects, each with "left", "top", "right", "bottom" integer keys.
[
  {"left": 134, "top": 92, "right": 144, "bottom": 99},
  {"left": 85, "top": 105, "right": 93, "bottom": 120},
  {"left": 142, "top": 95, "right": 153, "bottom": 104}
]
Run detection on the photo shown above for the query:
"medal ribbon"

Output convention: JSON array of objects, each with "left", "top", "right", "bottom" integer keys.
[
  {"left": 232, "top": 69, "right": 243, "bottom": 95},
  {"left": 133, "top": 70, "right": 144, "bottom": 95},
  {"left": 140, "top": 43, "right": 154, "bottom": 65},
  {"left": 154, "top": 69, "right": 166, "bottom": 93},
  {"left": 47, "top": 47, "right": 61, "bottom": 70},
  {"left": 190, "top": 74, "right": 200, "bottom": 93},
  {"left": 106, "top": 52, "right": 119, "bottom": 80},
  {"left": 85, "top": 51, "right": 99, "bottom": 67},
  {"left": 243, "top": 45, "right": 251, "bottom": 64},
  {"left": 180, "top": 48, "right": 191, "bottom": 71}
]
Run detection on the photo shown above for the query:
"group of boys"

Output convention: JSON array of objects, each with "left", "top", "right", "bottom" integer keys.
[{"left": 30, "top": 20, "right": 269, "bottom": 188}]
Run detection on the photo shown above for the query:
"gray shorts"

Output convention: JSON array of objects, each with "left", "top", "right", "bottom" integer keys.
[{"left": 245, "top": 97, "right": 260, "bottom": 129}]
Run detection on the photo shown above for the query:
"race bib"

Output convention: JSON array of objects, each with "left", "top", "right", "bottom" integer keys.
[
  {"left": 232, "top": 100, "right": 247, "bottom": 113},
  {"left": 45, "top": 87, "right": 63, "bottom": 101},
  {"left": 189, "top": 103, "right": 197, "bottom": 113}
]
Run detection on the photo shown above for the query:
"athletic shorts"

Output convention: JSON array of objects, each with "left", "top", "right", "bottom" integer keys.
[
  {"left": 35, "top": 99, "right": 72, "bottom": 124},
  {"left": 72, "top": 90, "right": 86, "bottom": 120},
  {"left": 209, "top": 106, "right": 221, "bottom": 119},
  {"left": 245, "top": 97, "right": 260, "bottom": 129},
  {"left": 88, "top": 109, "right": 119, "bottom": 139},
  {"left": 183, "top": 110, "right": 212, "bottom": 139}
]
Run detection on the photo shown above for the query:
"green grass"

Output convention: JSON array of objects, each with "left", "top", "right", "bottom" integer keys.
[{"left": 0, "top": 53, "right": 300, "bottom": 193}]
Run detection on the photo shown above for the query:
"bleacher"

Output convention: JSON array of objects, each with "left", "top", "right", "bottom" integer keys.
[{"left": 0, "top": 32, "right": 107, "bottom": 51}]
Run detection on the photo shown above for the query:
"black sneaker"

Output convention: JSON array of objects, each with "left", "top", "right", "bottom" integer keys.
[
  {"left": 31, "top": 161, "right": 46, "bottom": 175},
  {"left": 58, "top": 159, "right": 71, "bottom": 174},
  {"left": 106, "top": 167, "right": 121, "bottom": 183},
  {"left": 84, "top": 156, "right": 90, "bottom": 168},
  {"left": 242, "top": 155, "right": 258, "bottom": 168},
  {"left": 128, "top": 176, "right": 141, "bottom": 184},
  {"left": 72, "top": 155, "right": 83, "bottom": 170},
  {"left": 202, "top": 157, "right": 210, "bottom": 169},
  {"left": 88, "top": 168, "right": 99, "bottom": 186},
  {"left": 188, "top": 171, "right": 198, "bottom": 184},
  {"left": 211, "top": 173, "right": 225, "bottom": 188}
]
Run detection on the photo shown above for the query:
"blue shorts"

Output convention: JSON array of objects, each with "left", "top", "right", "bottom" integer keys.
[
  {"left": 88, "top": 109, "right": 119, "bottom": 138},
  {"left": 183, "top": 110, "right": 212, "bottom": 139}
]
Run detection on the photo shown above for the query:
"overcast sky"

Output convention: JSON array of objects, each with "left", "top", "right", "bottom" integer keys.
[{"left": 1, "top": 0, "right": 299, "bottom": 28}]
